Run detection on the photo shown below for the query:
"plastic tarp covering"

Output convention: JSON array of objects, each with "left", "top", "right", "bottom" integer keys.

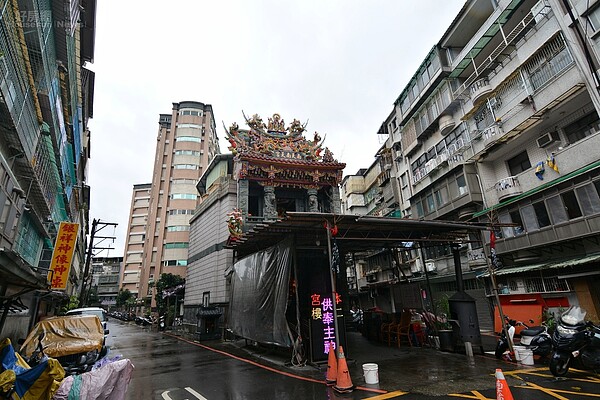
[
  {"left": 52, "top": 358, "right": 134, "bottom": 400},
  {"left": 0, "top": 338, "right": 65, "bottom": 400},
  {"left": 20, "top": 316, "right": 104, "bottom": 359},
  {"left": 229, "top": 237, "right": 292, "bottom": 347}
]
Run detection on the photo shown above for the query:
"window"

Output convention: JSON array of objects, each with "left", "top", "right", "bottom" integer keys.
[
  {"left": 165, "top": 242, "right": 189, "bottom": 249},
  {"left": 174, "top": 164, "right": 199, "bottom": 170},
  {"left": 168, "top": 209, "right": 195, "bottom": 215},
  {"left": 175, "top": 136, "right": 201, "bottom": 143},
  {"left": 415, "top": 200, "right": 424, "bottom": 218},
  {"left": 576, "top": 183, "right": 600, "bottom": 215},
  {"left": 179, "top": 110, "right": 202, "bottom": 116},
  {"left": 507, "top": 151, "right": 531, "bottom": 176},
  {"left": 174, "top": 150, "right": 201, "bottom": 156},
  {"left": 176, "top": 123, "right": 202, "bottom": 129},
  {"left": 564, "top": 111, "right": 600, "bottom": 144},
  {"left": 547, "top": 195, "right": 569, "bottom": 224},
  {"left": 171, "top": 194, "right": 197, "bottom": 200},
  {"left": 434, "top": 186, "right": 449, "bottom": 207},
  {"left": 456, "top": 174, "right": 467, "bottom": 196},
  {"left": 509, "top": 209, "right": 525, "bottom": 235},
  {"left": 163, "top": 259, "right": 188, "bottom": 266},
  {"left": 426, "top": 194, "right": 435, "bottom": 214},
  {"left": 533, "top": 201, "right": 551, "bottom": 228},
  {"left": 561, "top": 191, "right": 582, "bottom": 219},
  {"left": 521, "top": 201, "right": 550, "bottom": 231},
  {"left": 167, "top": 225, "right": 190, "bottom": 232}
]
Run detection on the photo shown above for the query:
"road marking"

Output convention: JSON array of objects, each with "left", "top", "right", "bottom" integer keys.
[
  {"left": 524, "top": 381, "right": 569, "bottom": 399},
  {"left": 165, "top": 333, "right": 388, "bottom": 394},
  {"left": 448, "top": 391, "right": 494, "bottom": 399},
  {"left": 524, "top": 370, "right": 600, "bottom": 383},
  {"left": 185, "top": 387, "right": 208, "bottom": 400},
  {"left": 362, "top": 390, "right": 408, "bottom": 399},
  {"left": 522, "top": 381, "right": 600, "bottom": 398},
  {"left": 161, "top": 390, "right": 173, "bottom": 400}
]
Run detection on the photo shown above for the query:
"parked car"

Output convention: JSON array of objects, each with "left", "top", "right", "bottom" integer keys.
[
  {"left": 65, "top": 307, "right": 108, "bottom": 331},
  {"left": 19, "top": 315, "right": 108, "bottom": 375}
]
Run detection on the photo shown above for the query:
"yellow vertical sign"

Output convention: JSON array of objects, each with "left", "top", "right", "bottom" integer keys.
[{"left": 49, "top": 222, "right": 79, "bottom": 290}]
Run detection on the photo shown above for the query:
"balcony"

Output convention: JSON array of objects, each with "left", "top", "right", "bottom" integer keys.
[
  {"left": 470, "top": 78, "right": 493, "bottom": 104},
  {"left": 481, "top": 123, "right": 502, "bottom": 147},
  {"left": 439, "top": 114, "right": 456, "bottom": 136},
  {"left": 495, "top": 176, "right": 522, "bottom": 201}
]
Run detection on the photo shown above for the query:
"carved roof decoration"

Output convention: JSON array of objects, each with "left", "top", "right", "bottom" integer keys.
[
  {"left": 225, "top": 113, "right": 344, "bottom": 164},
  {"left": 225, "top": 113, "right": 345, "bottom": 187}
]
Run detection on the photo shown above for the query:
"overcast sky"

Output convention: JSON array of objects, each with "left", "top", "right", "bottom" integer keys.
[{"left": 87, "top": 0, "right": 465, "bottom": 256}]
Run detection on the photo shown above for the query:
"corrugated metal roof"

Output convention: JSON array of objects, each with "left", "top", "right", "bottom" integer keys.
[
  {"left": 226, "top": 212, "right": 486, "bottom": 259},
  {"left": 479, "top": 253, "right": 600, "bottom": 278}
]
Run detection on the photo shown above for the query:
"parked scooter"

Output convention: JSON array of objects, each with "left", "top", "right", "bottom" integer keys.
[
  {"left": 495, "top": 317, "right": 552, "bottom": 359},
  {"left": 518, "top": 319, "right": 552, "bottom": 357},
  {"left": 550, "top": 306, "right": 600, "bottom": 376}
]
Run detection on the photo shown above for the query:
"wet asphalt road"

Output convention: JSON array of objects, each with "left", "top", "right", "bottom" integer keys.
[
  {"left": 108, "top": 320, "right": 600, "bottom": 399},
  {"left": 110, "top": 321, "right": 337, "bottom": 400}
]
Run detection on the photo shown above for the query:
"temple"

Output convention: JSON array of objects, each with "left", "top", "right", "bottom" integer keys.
[{"left": 225, "top": 113, "right": 346, "bottom": 225}]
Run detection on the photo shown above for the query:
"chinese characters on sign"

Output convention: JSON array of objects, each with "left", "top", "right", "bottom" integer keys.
[
  {"left": 309, "top": 292, "right": 345, "bottom": 361},
  {"left": 49, "top": 222, "right": 79, "bottom": 290}
]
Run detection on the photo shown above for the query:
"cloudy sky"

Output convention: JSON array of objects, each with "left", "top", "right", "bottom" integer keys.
[{"left": 87, "top": 0, "right": 465, "bottom": 255}]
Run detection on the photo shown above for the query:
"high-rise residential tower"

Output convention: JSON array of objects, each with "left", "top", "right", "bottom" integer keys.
[
  {"left": 138, "top": 101, "right": 220, "bottom": 308},
  {"left": 120, "top": 183, "right": 151, "bottom": 297}
]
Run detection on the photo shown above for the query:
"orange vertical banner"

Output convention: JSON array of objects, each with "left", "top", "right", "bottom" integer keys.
[{"left": 49, "top": 222, "right": 79, "bottom": 290}]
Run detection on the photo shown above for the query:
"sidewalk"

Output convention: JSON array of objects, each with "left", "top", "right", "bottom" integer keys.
[{"left": 196, "top": 330, "right": 528, "bottom": 397}]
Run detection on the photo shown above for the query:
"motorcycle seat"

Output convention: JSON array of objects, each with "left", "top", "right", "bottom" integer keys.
[{"left": 520, "top": 326, "right": 545, "bottom": 336}]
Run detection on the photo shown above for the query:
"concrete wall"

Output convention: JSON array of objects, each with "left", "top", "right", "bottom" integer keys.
[{"left": 186, "top": 179, "right": 237, "bottom": 307}]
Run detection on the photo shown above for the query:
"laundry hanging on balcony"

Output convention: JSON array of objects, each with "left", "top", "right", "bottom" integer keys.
[
  {"left": 547, "top": 154, "right": 559, "bottom": 173},
  {"left": 535, "top": 161, "right": 545, "bottom": 180}
]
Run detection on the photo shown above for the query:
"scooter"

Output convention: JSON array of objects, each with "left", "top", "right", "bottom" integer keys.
[
  {"left": 518, "top": 319, "right": 552, "bottom": 358},
  {"left": 550, "top": 306, "right": 600, "bottom": 376},
  {"left": 495, "top": 317, "right": 552, "bottom": 359}
]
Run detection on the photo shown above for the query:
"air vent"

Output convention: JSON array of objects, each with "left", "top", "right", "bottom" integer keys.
[{"left": 536, "top": 131, "right": 559, "bottom": 148}]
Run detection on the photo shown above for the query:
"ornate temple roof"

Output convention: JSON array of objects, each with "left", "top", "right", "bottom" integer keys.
[{"left": 225, "top": 113, "right": 346, "bottom": 188}]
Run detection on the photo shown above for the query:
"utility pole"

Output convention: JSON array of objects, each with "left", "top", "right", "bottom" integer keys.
[{"left": 78, "top": 218, "right": 118, "bottom": 307}]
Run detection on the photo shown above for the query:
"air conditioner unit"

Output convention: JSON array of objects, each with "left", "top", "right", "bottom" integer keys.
[{"left": 536, "top": 131, "right": 559, "bottom": 148}]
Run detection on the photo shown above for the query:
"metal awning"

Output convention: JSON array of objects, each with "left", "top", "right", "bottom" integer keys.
[
  {"left": 226, "top": 212, "right": 487, "bottom": 259},
  {"left": 196, "top": 307, "right": 223, "bottom": 318},
  {"left": 479, "top": 253, "right": 600, "bottom": 278}
]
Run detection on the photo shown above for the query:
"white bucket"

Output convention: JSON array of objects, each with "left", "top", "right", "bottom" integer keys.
[
  {"left": 513, "top": 345, "right": 526, "bottom": 362},
  {"left": 519, "top": 348, "right": 534, "bottom": 365},
  {"left": 362, "top": 363, "right": 379, "bottom": 384}
]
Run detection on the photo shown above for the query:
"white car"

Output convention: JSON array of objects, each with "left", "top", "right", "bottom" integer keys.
[{"left": 66, "top": 307, "right": 109, "bottom": 331}]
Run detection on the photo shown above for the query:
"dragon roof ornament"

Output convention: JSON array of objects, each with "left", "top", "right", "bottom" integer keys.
[{"left": 225, "top": 112, "right": 340, "bottom": 163}]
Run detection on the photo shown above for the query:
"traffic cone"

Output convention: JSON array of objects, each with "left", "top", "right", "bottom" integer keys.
[
  {"left": 333, "top": 346, "right": 354, "bottom": 393},
  {"left": 325, "top": 342, "right": 337, "bottom": 385},
  {"left": 495, "top": 368, "right": 514, "bottom": 400}
]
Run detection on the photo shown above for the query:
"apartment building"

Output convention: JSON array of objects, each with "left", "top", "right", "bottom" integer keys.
[
  {"left": 120, "top": 183, "right": 151, "bottom": 296},
  {"left": 343, "top": 0, "right": 600, "bottom": 327},
  {"left": 0, "top": 0, "right": 96, "bottom": 339},
  {"left": 137, "top": 101, "right": 220, "bottom": 309},
  {"left": 91, "top": 256, "right": 122, "bottom": 310}
]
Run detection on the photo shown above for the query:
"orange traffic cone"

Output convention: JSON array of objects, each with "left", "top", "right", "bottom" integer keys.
[
  {"left": 495, "top": 368, "right": 514, "bottom": 400},
  {"left": 325, "top": 342, "right": 337, "bottom": 385},
  {"left": 333, "top": 346, "right": 354, "bottom": 393}
]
